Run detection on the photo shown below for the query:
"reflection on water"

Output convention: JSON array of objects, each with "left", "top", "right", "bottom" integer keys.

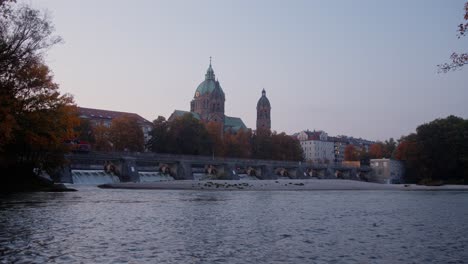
[{"left": 0, "top": 187, "right": 467, "bottom": 263}]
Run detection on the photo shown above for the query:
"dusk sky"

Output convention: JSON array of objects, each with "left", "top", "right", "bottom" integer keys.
[{"left": 29, "top": 0, "right": 468, "bottom": 141}]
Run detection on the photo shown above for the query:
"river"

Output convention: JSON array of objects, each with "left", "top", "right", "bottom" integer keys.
[{"left": 1, "top": 186, "right": 467, "bottom": 263}]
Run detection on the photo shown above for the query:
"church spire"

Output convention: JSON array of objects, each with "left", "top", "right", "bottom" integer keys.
[{"left": 205, "top": 56, "right": 215, "bottom": 80}]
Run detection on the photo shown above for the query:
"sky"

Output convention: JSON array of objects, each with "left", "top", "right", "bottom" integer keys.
[{"left": 25, "top": 0, "right": 468, "bottom": 141}]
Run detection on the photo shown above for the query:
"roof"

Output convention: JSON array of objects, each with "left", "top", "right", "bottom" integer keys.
[
  {"left": 328, "top": 136, "right": 348, "bottom": 143},
  {"left": 257, "top": 89, "right": 271, "bottom": 108},
  {"left": 302, "top": 130, "right": 323, "bottom": 140},
  {"left": 169, "top": 110, "right": 247, "bottom": 132},
  {"left": 169, "top": 110, "right": 201, "bottom": 121},
  {"left": 195, "top": 63, "right": 225, "bottom": 97},
  {"left": 224, "top": 115, "right": 247, "bottom": 132},
  {"left": 78, "top": 107, "right": 151, "bottom": 125}
]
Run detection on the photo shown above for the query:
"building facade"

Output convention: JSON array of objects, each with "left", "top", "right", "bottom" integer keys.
[
  {"left": 370, "top": 158, "right": 404, "bottom": 183},
  {"left": 78, "top": 107, "right": 153, "bottom": 143},
  {"left": 169, "top": 61, "right": 248, "bottom": 132},
  {"left": 328, "top": 136, "right": 347, "bottom": 163},
  {"left": 295, "top": 130, "right": 334, "bottom": 163}
]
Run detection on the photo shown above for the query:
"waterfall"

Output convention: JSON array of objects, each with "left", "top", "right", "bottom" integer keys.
[
  {"left": 138, "top": 171, "right": 174, "bottom": 182},
  {"left": 71, "top": 170, "right": 120, "bottom": 184}
]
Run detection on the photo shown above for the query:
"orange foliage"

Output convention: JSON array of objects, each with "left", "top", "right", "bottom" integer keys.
[
  {"left": 109, "top": 115, "right": 144, "bottom": 152},
  {"left": 369, "top": 143, "right": 384, "bottom": 159},
  {"left": 344, "top": 144, "right": 358, "bottom": 161}
]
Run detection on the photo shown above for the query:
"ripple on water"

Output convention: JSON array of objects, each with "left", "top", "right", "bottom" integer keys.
[{"left": 0, "top": 189, "right": 468, "bottom": 263}]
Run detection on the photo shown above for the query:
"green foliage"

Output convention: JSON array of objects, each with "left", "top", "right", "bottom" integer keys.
[
  {"left": 396, "top": 116, "right": 468, "bottom": 184},
  {"left": 146, "top": 116, "right": 169, "bottom": 153},
  {"left": 148, "top": 114, "right": 213, "bottom": 155}
]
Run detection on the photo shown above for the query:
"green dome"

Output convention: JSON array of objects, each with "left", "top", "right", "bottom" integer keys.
[{"left": 195, "top": 63, "right": 225, "bottom": 96}]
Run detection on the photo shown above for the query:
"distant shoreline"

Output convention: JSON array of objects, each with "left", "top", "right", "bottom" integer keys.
[{"left": 98, "top": 179, "right": 468, "bottom": 191}]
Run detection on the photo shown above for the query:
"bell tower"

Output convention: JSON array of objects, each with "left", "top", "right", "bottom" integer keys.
[{"left": 256, "top": 89, "right": 271, "bottom": 131}]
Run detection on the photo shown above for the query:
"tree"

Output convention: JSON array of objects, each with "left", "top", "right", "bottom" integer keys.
[
  {"left": 251, "top": 130, "right": 303, "bottom": 161},
  {"left": 394, "top": 134, "right": 424, "bottom": 183},
  {"left": 438, "top": 2, "right": 468, "bottom": 72},
  {"left": 369, "top": 143, "right": 384, "bottom": 159},
  {"left": 232, "top": 129, "right": 253, "bottom": 159},
  {"left": 252, "top": 130, "right": 273, "bottom": 160},
  {"left": 206, "top": 121, "right": 225, "bottom": 157},
  {"left": 92, "top": 124, "right": 112, "bottom": 151},
  {"left": 383, "top": 138, "right": 397, "bottom": 158},
  {"left": 166, "top": 114, "right": 212, "bottom": 155},
  {"left": 109, "top": 115, "right": 144, "bottom": 152},
  {"left": 396, "top": 116, "right": 468, "bottom": 184},
  {"left": 344, "top": 144, "right": 359, "bottom": 161},
  {"left": 0, "top": 2, "right": 77, "bottom": 181},
  {"left": 147, "top": 116, "right": 168, "bottom": 153},
  {"left": 270, "top": 132, "right": 304, "bottom": 161},
  {"left": 74, "top": 118, "right": 94, "bottom": 143}
]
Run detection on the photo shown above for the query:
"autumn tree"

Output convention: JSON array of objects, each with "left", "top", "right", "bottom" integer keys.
[
  {"left": 439, "top": 2, "right": 468, "bottom": 72},
  {"left": 232, "top": 129, "right": 252, "bottom": 159},
  {"left": 92, "top": 124, "right": 113, "bottom": 151},
  {"left": 251, "top": 131, "right": 303, "bottom": 161},
  {"left": 270, "top": 132, "right": 304, "bottom": 161},
  {"left": 344, "top": 144, "right": 359, "bottom": 161},
  {"left": 206, "top": 121, "right": 225, "bottom": 157},
  {"left": 0, "top": 2, "right": 78, "bottom": 182},
  {"left": 109, "top": 115, "right": 144, "bottom": 152},
  {"left": 369, "top": 143, "right": 384, "bottom": 159}
]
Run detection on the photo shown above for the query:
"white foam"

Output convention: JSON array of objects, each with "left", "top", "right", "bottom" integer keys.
[{"left": 71, "top": 170, "right": 120, "bottom": 184}]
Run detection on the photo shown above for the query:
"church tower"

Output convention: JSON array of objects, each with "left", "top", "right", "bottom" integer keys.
[
  {"left": 256, "top": 89, "right": 271, "bottom": 131},
  {"left": 190, "top": 58, "right": 225, "bottom": 126}
]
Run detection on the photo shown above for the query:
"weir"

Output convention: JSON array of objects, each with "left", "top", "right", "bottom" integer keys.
[
  {"left": 138, "top": 171, "right": 175, "bottom": 182},
  {"left": 58, "top": 152, "right": 373, "bottom": 184},
  {"left": 71, "top": 170, "right": 120, "bottom": 184}
]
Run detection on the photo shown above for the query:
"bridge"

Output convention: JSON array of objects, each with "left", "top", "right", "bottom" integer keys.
[{"left": 55, "top": 152, "right": 373, "bottom": 183}]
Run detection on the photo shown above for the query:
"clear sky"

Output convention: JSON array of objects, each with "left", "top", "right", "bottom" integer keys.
[{"left": 27, "top": 0, "right": 468, "bottom": 141}]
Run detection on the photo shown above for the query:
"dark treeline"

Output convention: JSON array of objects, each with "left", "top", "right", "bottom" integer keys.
[
  {"left": 394, "top": 116, "right": 468, "bottom": 184},
  {"left": 146, "top": 114, "right": 304, "bottom": 161},
  {"left": 343, "top": 116, "right": 468, "bottom": 184}
]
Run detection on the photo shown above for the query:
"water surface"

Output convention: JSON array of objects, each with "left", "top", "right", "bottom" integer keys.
[{"left": 1, "top": 186, "right": 467, "bottom": 263}]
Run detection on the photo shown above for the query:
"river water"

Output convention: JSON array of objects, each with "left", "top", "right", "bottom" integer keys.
[{"left": 1, "top": 186, "right": 467, "bottom": 263}]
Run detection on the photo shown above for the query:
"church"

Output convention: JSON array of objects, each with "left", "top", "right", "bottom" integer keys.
[{"left": 169, "top": 60, "right": 271, "bottom": 133}]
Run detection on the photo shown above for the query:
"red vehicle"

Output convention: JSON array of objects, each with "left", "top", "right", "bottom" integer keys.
[{"left": 64, "top": 139, "right": 91, "bottom": 153}]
